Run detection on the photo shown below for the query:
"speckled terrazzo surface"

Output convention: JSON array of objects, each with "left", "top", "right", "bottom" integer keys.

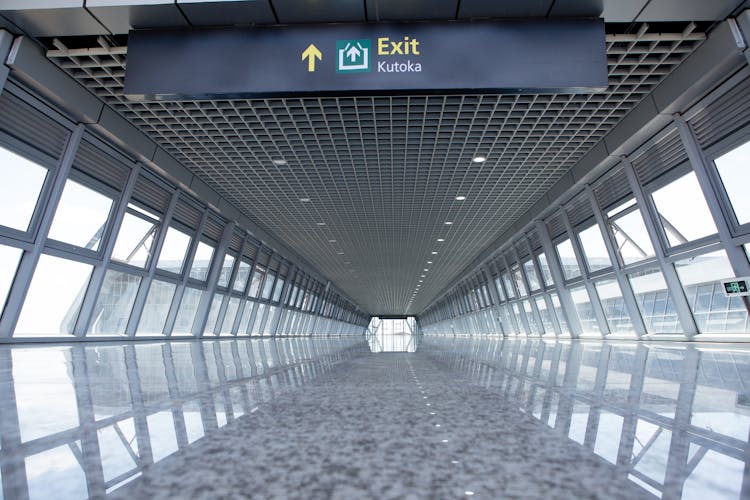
[
  {"left": 4, "top": 336, "right": 749, "bottom": 499},
  {"left": 109, "top": 347, "right": 650, "bottom": 499}
]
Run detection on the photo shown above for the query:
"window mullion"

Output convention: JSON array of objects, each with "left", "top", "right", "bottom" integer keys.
[
  {"left": 535, "top": 219, "right": 583, "bottom": 338},
  {"left": 0, "top": 124, "right": 84, "bottom": 337},
  {"left": 675, "top": 114, "right": 750, "bottom": 277},
  {"left": 192, "top": 221, "right": 235, "bottom": 337},
  {"left": 622, "top": 156, "right": 699, "bottom": 337},
  {"left": 74, "top": 162, "right": 140, "bottom": 336},
  {"left": 162, "top": 208, "right": 208, "bottom": 336},
  {"left": 584, "top": 184, "right": 647, "bottom": 338},
  {"left": 561, "top": 204, "right": 610, "bottom": 337}
]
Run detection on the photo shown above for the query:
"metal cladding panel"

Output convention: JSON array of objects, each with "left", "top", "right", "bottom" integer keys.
[
  {"left": 631, "top": 127, "right": 688, "bottom": 186},
  {"left": 0, "top": 8, "right": 108, "bottom": 37},
  {"left": 243, "top": 240, "right": 259, "bottom": 261},
  {"left": 229, "top": 231, "right": 244, "bottom": 253},
  {"left": 547, "top": 213, "right": 567, "bottom": 241},
  {"left": 593, "top": 166, "right": 632, "bottom": 212},
  {"left": 272, "top": 0, "right": 365, "bottom": 24},
  {"left": 566, "top": 193, "right": 594, "bottom": 228},
  {"left": 636, "top": 0, "right": 742, "bottom": 21},
  {"left": 73, "top": 140, "right": 130, "bottom": 189},
  {"left": 457, "top": 0, "right": 552, "bottom": 18},
  {"left": 123, "top": 20, "right": 608, "bottom": 99},
  {"left": 132, "top": 174, "right": 171, "bottom": 214},
  {"left": 87, "top": 4, "right": 189, "bottom": 34},
  {"left": 367, "top": 0, "right": 458, "bottom": 21},
  {"left": 0, "top": 91, "right": 69, "bottom": 160},
  {"left": 203, "top": 216, "right": 224, "bottom": 242},
  {"left": 691, "top": 76, "right": 750, "bottom": 149},
  {"left": 177, "top": 1, "right": 276, "bottom": 26},
  {"left": 172, "top": 198, "right": 202, "bottom": 230}
]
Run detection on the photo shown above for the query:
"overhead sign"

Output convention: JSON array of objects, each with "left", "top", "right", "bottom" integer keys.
[
  {"left": 721, "top": 278, "right": 750, "bottom": 297},
  {"left": 124, "top": 20, "right": 607, "bottom": 100}
]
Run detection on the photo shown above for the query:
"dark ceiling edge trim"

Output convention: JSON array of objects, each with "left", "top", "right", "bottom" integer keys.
[
  {"left": 423, "top": 14, "right": 750, "bottom": 316},
  {"left": 1, "top": 31, "right": 364, "bottom": 312}
]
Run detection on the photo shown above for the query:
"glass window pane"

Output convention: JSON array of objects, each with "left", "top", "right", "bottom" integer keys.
[
  {"left": 0, "top": 244, "right": 22, "bottom": 314},
  {"left": 272, "top": 276, "right": 285, "bottom": 302},
  {"left": 556, "top": 238, "right": 581, "bottom": 279},
  {"left": 595, "top": 279, "right": 635, "bottom": 335},
  {"left": 550, "top": 293, "right": 571, "bottom": 336},
  {"left": 172, "top": 286, "right": 202, "bottom": 335},
  {"left": 111, "top": 211, "right": 156, "bottom": 268},
  {"left": 535, "top": 296, "right": 556, "bottom": 335},
  {"left": 523, "top": 300, "right": 541, "bottom": 334},
  {"left": 714, "top": 140, "right": 750, "bottom": 225},
  {"left": 511, "top": 265, "right": 527, "bottom": 296},
  {"left": 674, "top": 250, "right": 749, "bottom": 334},
  {"left": 89, "top": 270, "right": 141, "bottom": 335},
  {"left": 523, "top": 259, "right": 541, "bottom": 291},
  {"left": 16, "top": 255, "right": 93, "bottom": 336},
  {"left": 493, "top": 276, "right": 506, "bottom": 302},
  {"left": 189, "top": 241, "right": 214, "bottom": 281},
  {"left": 0, "top": 146, "right": 48, "bottom": 232},
  {"left": 48, "top": 179, "right": 112, "bottom": 250},
  {"left": 216, "top": 254, "right": 235, "bottom": 288},
  {"left": 204, "top": 294, "right": 223, "bottom": 334},
  {"left": 251, "top": 303, "right": 266, "bottom": 336},
  {"left": 221, "top": 297, "right": 240, "bottom": 334},
  {"left": 571, "top": 285, "right": 601, "bottom": 336},
  {"left": 136, "top": 280, "right": 176, "bottom": 336},
  {"left": 610, "top": 207, "right": 655, "bottom": 265},
  {"left": 233, "top": 260, "right": 251, "bottom": 292},
  {"left": 578, "top": 224, "right": 612, "bottom": 272},
  {"left": 249, "top": 267, "right": 265, "bottom": 298},
  {"left": 628, "top": 268, "right": 683, "bottom": 334},
  {"left": 512, "top": 303, "right": 526, "bottom": 335},
  {"left": 157, "top": 226, "right": 191, "bottom": 274},
  {"left": 261, "top": 271, "right": 276, "bottom": 300},
  {"left": 537, "top": 253, "right": 554, "bottom": 286},
  {"left": 238, "top": 300, "right": 253, "bottom": 335},
  {"left": 651, "top": 171, "right": 717, "bottom": 246},
  {"left": 501, "top": 272, "right": 515, "bottom": 299}
]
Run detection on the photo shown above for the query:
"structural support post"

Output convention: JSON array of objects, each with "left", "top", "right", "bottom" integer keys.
[
  {"left": 674, "top": 114, "right": 750, "bottom": 278},
  {"left": 535, "top": 219, "right": 583, "bottom": 338},
  {"left": 192, "top": 221, "right": 236, "bottom": 336},
  {"left": 584, "top": 184, "right": 648, "bottom": 338},
  {"left": 622, "top": 157, "right": 699, "bottom": 337},
  {"left": 75, "top": 162, "right": 141, "bottom": 336},
  {"left": 0, "top": 123, "right": 84, "bottom": 337}
]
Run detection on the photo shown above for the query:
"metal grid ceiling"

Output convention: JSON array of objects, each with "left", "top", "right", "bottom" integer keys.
[{"left": 46, "top": 23, "right": 705, "bottom": 315}]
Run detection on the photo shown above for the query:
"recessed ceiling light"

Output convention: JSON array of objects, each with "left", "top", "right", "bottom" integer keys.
[
  {"left": 424, "top": 268, "right": 429, "bottom": 271},
  {"left": 316, "top": 222, "right": 326, "bottom": 226},
  {"left": 299, "top": 197, "right": 311, "bottom": 202},
  {"left": 337, "top": 251, "right": 344, "bottom": 255},
  {"left": 328, "top": 239, "right": 337, "bottom": 243},
  {"left": 419, "top": 280, "right": 423, "bottom": 282},
  {"left": 421, "top": 275, "right": 425, "bottom": 278},
  {"left": 272, "top": 159, "right": 287, "bottom": 166},
  {"left": 444, "top": 221, "right": 453, "bottom": 225},
  {"left": 431, "top": 251, "right": 438, "bottom": 255},
  {"left": 472, "top": 155, "right": 486, "bottom": 163},
  {"left": 437, "top": 238, "right": 445, "bottom": 242},
  {"left": 455, "top": 195, "right": 466, "bottom": 201},
  {"left": 427, "top": 261, "right": 433, "bottom": 264}
]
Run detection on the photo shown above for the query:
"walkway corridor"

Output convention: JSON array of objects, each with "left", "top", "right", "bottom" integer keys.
[{"left": 1, "top": 336, "right": 748, "bottom": 499}]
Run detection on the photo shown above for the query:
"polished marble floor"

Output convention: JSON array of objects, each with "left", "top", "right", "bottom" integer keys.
[{"left": 0, "top": 334, "right": 748, "bottom": 499}]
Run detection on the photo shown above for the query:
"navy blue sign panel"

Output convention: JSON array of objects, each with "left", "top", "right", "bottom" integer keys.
[{"left": 124, "top": 20, "right": 608, "bottom": 100}]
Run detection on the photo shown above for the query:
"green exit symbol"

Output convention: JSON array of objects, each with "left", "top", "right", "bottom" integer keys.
[{"left": 336, "top": 39, "right": 371, "bottom": 73}]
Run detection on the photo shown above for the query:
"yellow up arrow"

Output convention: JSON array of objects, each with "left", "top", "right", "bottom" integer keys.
[{"left": 301, "top": 43, "right": 322, "bottom": 72}]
